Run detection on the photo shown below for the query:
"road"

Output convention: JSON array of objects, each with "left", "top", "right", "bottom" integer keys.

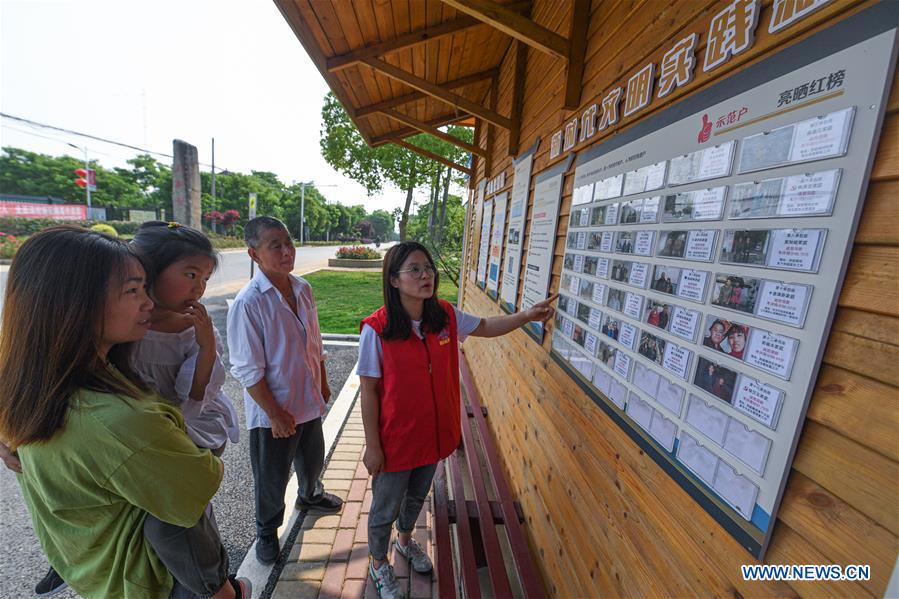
[{"left": 0, "top": 242, "right": 385, "bottom": 316}]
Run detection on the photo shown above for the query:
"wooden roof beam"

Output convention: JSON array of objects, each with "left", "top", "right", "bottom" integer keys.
[
  {"left": 380, "top": 109, "right": 487, "bottom": 157},
  {"left": 439, "top": 0, "right": 568, "bottom": 60},
  {"left": 356, "top": 68, "right": 497, "bottom": 117},
  {"left": 393, "top": 138, "right": 474, "bottom": 177},
  {"left": 362, "top": 57, "right": 512, "bottom": 130},
  {"left": 370, "top": 113, "right": 472, "bottom": 146},
  {"left": 326, "top": 1, "right": 531, "bottom": 72},
  {"left": 565, "top": 0, "right": 590, "bottom": 109},
  {"left": 509, "top": 40, "right": 527, "bottom": 156}
]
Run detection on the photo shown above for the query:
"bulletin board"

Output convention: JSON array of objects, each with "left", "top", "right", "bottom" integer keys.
[{"left": 549, "top": 8, "right": 898, "bottom": 559}]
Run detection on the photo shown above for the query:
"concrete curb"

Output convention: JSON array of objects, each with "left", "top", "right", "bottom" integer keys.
[
  {"left": 235, "top": 361, "right": 361, "bottom": 598},
  {"left": 321, "top": 333, "right": 361, "bottom": 342}
]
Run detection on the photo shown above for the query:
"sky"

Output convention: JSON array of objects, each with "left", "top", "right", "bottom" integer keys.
[{"left": 0, "top": 0, "right": 443, "bottom": 214}]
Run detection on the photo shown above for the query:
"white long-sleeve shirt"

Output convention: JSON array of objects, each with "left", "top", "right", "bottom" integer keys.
[{"left": 227, "top": 270, "right": 326, "bottom": 429}]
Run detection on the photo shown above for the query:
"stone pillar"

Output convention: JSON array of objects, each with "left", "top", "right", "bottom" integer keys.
[{"left": 172, "top": 139, "right": 201, "bottom": 228}]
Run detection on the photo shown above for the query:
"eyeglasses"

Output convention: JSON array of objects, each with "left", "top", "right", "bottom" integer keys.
[{"left": 397, "top": 264, "right": 436, "bottom": 279}]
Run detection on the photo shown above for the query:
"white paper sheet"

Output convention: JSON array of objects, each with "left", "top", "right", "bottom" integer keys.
[
  {"left": 766, "top": 228, "right": 825, "bottom": 272},
  {"left": 685, "top": 230, "right": 717, "bottom": 262},
  {"left": 789, "top": 107, "right": 853, "bottom": 163},
  {"left": 629, "top": 262, "right": 649, "bottom": 288},
  {"left": 614, "top": 351, "right": 632, "bottom": 379},
  {"left": 619, "top": 322, "right": 637, "bottom": 350},
  {"left": 634, "top": 231, "right": 655, "bottom": 256},
  {"left": 662, "top": 343, "right": 692, "bottom": 380},
  {"left": 676, "top": 269, "right": 709, "bottom": 303},
  {"left": 733, "top": 376, "right": 783, "bottom": 429},
  {"left": 755, "top": 280, "right": 811, "bottom": 327},
  {"left": 745, "top": 329, "right": 798, "bottom": 380},
  {"left": 669, "top": 305, "right": 701, "bottom": 342}
]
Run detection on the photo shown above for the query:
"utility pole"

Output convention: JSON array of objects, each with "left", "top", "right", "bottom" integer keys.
[
  {"left": 67, "top": 142, "right": 92, "bottom": 215},
  {"left": 83, "top": 147, "right": 92, "bottom": 213},
  {"left": 211, "top": 138, "right": 216, "bottom": 233},
  {"left": 300, "top": 182, "right": 306, "bottom": 246}
]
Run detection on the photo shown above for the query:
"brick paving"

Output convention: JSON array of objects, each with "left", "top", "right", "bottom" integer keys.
[{"left": 273, "top": 401, "right": 440, "bottom": 599}]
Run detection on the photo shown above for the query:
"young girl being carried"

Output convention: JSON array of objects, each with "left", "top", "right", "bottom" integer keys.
[
  {"left": 130, "top": 221, "right": 239, "bottom": 455},
  {"left": 358, "top": 242, "right": 556, "bottom": 599}
]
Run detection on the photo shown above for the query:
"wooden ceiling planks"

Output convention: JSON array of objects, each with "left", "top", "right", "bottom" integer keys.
[{"left": 284, "top": 0, "right": 543, "bottom": 148}]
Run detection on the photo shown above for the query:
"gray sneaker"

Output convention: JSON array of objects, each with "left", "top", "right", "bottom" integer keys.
[
  {"left": 394, "top": 537, "right": 433, "bottom": 574},
  {"left": 369, "top": 560, "right": 404, "bottom": 599}
]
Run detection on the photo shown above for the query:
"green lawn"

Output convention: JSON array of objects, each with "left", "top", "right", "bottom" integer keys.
[{"left": 305, "top": 269, "right": 459, "bottom": 334}]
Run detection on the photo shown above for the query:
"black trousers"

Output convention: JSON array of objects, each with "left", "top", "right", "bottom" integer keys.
[
  {"left": 144, "top": 506, "right": 228, "bottom": 598},
  {"left": 249, "top": 418, "right": 325, "bottom": 537}
]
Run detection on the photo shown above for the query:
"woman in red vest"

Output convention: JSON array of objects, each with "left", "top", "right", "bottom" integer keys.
[{"left": 358, "top": 241, "right": 555, "bottom": 599}]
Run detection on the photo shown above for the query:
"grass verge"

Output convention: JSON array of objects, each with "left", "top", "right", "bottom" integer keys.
[{"left": 305, "top": 269, "right": 459, "bottom": 334}]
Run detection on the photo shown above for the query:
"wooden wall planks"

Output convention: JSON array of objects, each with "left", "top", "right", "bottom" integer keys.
[{"left": 460, "top": 0, "right": 899, "bottom": 596}]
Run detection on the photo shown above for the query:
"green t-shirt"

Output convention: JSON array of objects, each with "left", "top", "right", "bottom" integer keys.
[{"left": 17, "top": 388, "right": 223, "bottom": 599}]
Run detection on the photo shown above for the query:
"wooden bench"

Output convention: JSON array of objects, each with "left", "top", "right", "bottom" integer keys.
[{"left": 431, "top": 350, "right": 545, "bottom": 599}]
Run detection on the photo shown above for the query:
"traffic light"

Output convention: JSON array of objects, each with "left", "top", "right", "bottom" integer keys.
[{"left": 74, "top": 168, "right": 96, "bottom": 190}]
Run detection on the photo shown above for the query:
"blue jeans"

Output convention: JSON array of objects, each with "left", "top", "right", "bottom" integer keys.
[{"left": 368, "top": 463, "right": 438, "bottom": 561}]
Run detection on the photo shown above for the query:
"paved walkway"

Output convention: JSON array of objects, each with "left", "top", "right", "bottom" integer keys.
[{"left": 273, "top": 400, "right": 440, "bottom": 599}]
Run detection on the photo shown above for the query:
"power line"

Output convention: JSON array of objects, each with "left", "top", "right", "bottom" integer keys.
[
  {"left": 0, "top": 112, "right": 227, "bottom": 170},
  {"left": 1, "top": 124, "right": 117, "bottom": 158}
]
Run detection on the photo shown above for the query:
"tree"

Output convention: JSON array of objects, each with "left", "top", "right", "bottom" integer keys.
[
  {"left": 319, "top": 92, "right": 473, "bottom": 241},
  {"left": 406, "top": 192, "right": 466, "bottom": 287},
  {"left": 366, "top": 209, "right": 394, "bottom": 239}
]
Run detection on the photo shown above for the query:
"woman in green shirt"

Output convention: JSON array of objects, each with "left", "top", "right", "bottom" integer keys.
[{"left": 0, "top": 227, "right": 247, "bottom": 599}]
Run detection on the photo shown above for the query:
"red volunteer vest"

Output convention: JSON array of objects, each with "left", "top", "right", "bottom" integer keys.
[{"left": 361, "top": 300, "right": 460, "bottom": 472}]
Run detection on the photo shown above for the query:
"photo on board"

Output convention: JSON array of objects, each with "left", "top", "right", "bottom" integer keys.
[
  {"left": 576, "top": 302, "right": 592, "bottom": 325},
  {"left": 638, "top": 331, "right": 666, "bottom": 366},
  {"left": 651, "top": 264, "right": 681, "bottom": 295},
  {"left": 643, "top": 300, "right": 672, "bottom": 331},
  {"left": 598, "top": 341, "right": 617, "bottom": 369},
  {"left": 601, "top": 314, "right": 621, "bottom": 341},
  {"left": 728, "top": 179, "right": 784, "bottom": 219},
  {"left": 616, "top": 231, "right": 636, "bottom": 254},
  {"left": 710, "top": 273, "right": 760, "bottom": 314},
  {"left": 701, "top": 315, "right": 750, "bottom": 361},
  {"left": 720, "top": 229, "right": 770, "bottom": 266},
  {"left": 693, "top": 356, "right": 739, "bottom": 404},
  {"left": 610, "top": 259, "right": 634, "bottom": 283},
  {"left": 657, "top": 230, "right": 689, "bottom": 258},
  {"left": 591, "top": 205, "right": 607, "bottom": 226},
  {"left": 607, "top": 288, "right": 626, "bottom": 312},
  {"left": 619, "top": 199, "right": 642, "bottom": 224}
]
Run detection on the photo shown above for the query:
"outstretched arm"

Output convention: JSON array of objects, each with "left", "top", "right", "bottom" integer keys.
[{"left": 470, "top": 294, "right": 558, "bottom": 338}]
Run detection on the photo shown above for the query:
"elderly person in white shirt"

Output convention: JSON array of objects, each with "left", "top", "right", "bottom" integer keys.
[{"left": 227, "top": 216, "right": 343, "bottom": 565}]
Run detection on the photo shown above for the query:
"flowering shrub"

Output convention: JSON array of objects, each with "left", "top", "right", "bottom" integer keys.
[
  {"left": 204, "top": 210, "right": 224, "bottom": 225},
  {"left": 335, "top": 245, "right": 380, "bottom": 260},
  {"left": 0, "top": 232, "right": 21, "bottom": 259}
]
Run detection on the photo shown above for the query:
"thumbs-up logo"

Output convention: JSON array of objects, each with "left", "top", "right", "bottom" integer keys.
[{"left": 697, "top": 114, "right": 712, "bottom": 143}]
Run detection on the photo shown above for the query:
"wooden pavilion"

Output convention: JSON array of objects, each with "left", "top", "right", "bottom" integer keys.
[{"left": 277, "top": 0, "right": 899, "bottom": 596}]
